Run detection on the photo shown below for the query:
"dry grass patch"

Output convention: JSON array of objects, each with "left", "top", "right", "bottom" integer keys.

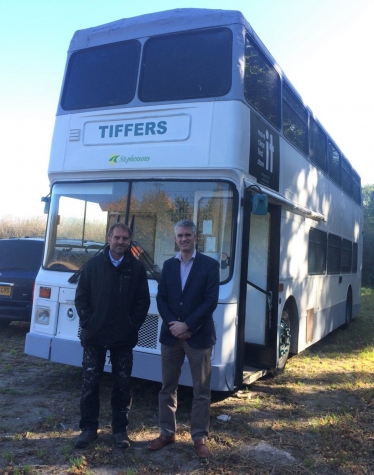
[{"left": 0, "top": 289, "right": 373, "bottom": 474}]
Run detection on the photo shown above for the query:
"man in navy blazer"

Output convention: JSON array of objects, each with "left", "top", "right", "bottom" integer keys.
[{"left": 147, "top": 219, "right": 219, "bottom": 459}]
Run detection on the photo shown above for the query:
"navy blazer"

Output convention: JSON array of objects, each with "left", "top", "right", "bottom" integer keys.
[{"left": 157, "top": 252, "right": 219, "bottom": 348}]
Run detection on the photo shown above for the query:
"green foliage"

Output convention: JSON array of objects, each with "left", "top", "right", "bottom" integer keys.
[
  {"left": 362, "top": 185, "right": 374, "bottom": 285},
  {"left": 68, "top": 455, "right": 88, "bottom": 474},
  {"left": 2, "top": 450, "right": 13, "bottom": 463}
]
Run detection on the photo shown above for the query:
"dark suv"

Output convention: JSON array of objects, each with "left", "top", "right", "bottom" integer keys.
[{"left": 0, "top": 238, "right": 44, "bottom": 324}]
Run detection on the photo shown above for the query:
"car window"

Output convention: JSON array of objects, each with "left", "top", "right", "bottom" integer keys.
[{"left": 0, "top": 240, "right": 44, "bottom": 271}]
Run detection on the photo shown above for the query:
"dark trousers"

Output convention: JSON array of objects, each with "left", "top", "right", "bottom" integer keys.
[{"left": 79, "top": 345, "right": 133, "bottom": 434}]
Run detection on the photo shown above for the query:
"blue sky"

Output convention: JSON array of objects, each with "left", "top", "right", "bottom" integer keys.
[{"left": 1, "top": 0, "right": 373, "bottom": 217}]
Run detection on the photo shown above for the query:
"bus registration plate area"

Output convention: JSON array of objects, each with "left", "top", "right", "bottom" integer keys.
[{"left": 0, "top": 285, "right": 13, "bottom": 297}]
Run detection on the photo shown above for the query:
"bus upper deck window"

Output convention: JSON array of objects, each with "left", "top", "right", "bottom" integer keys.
[
  {"left": 244, "top": 35, "right": 280, "bottom": 130},
  {"left": 139, "top": 28, "right": 232, "bottom": 102},
  {"left": 61, "top": 40, "right": 141, "bottom": 110}
]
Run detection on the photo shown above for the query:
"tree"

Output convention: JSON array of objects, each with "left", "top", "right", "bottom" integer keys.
[{"left": 362, "top": 185, "right": 374, "bottom": 286}]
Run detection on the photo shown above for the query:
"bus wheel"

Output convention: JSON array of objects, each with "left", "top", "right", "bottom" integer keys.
[
  {"left": 271, "top": 310, "right": 291, "bottom": 376},
  {"left": 342, "top": 288, "right": 353, "bottom": 328}
]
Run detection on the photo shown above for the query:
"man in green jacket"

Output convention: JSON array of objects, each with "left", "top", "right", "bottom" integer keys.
[{"left": 74, "top": 223, "right": 150, "bottom": 449}]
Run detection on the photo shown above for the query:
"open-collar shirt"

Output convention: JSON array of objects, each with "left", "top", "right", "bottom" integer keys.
[
  {"left": 175, "top": 249, "right": 196, "bottom": 290},
  {"left": 109, "top": 251, "right": 124, "bottom": 267}
]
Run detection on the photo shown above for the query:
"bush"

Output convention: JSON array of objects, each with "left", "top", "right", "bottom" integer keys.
[{"left": 0, "top": 215, "right": 47, "bottom": 239}]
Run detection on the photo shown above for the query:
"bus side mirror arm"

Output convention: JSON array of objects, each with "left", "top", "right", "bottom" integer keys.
[{"left": 41, "top": 195, "right": 50, "bottom": 214}]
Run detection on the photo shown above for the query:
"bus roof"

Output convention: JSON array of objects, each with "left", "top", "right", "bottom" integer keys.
[
  {"left": 68, "top": 8, "right": 282, "bottom": 105},
  {"left": 69, "top": 8, "right": 250, "bottom": 52}
]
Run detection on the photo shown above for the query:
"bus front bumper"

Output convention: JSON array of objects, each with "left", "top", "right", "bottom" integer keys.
[{"left": 24, "top": 333, "right": 236, "bottom": 391}]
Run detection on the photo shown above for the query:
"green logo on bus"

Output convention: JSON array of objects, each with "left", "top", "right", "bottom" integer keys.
[
  {"left": 109, "top": 154, "right": 150, "bottom": 165},
  {"left": 109, "top": 155, "right": 119, "bottom": 164}
]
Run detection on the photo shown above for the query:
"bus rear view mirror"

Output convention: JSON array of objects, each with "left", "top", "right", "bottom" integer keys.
[
  {"left": 252, "top": 194, "right": 268, "bottom": 215},
  {"left": 41, "top": 196, "right": 50, "bottom": 214}
]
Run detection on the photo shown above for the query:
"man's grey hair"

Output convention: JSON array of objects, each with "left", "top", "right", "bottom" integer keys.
[
  {"left": 174, "top": 219, "right": 197, "bottom": 235},
  {"left": 107, "top": 222, "right": 132, "bottom": 238}
]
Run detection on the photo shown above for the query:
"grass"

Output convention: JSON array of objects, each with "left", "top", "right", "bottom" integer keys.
[
  {"left": 0, "top": 290, "right": 373, "bottom": 474},
  {"left": 235, "top": 287, "right": 374, "bottom": 473},
  {"left": 68, "top": 455, "right": 89, "bottom": 474},
  {"left": 2, "top": 450, "right": 13, "bottom": 463}
]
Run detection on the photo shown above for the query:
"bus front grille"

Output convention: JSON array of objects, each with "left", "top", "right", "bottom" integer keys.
[
  {"left": 77, "top": 313, "right": 160, "bottom": 351},
  {"left": 137, "top": 314, "right": 159, "bottom": 350}
]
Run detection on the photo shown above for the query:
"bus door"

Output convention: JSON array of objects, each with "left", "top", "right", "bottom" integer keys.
[{"left": 236, "top": 190, "right": 281, "bottom": 381}]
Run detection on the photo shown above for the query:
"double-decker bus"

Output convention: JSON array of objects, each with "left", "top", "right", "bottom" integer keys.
[{"left": 25, "top": 8, "right": 362, "bottom": 391}]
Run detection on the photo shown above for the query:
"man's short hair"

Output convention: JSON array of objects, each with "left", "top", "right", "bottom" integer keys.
[
  {"left": 174, "top": 219, "right": 197, "bottom": 235},
  {"left": 107, "top": 223, "right": 132, "bottom": 238}
]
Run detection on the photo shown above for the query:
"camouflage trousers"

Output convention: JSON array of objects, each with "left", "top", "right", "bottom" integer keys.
[{"left": 79, "top": 345, "right": 133, "bottom": 433}]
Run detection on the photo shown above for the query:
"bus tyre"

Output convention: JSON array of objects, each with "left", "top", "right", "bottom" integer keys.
[
  {"left": 342, "top": 288, "right": 353, "bottom": 329},
  {"left": 271, "top": 310, "right": 291, "bottom": 377}
]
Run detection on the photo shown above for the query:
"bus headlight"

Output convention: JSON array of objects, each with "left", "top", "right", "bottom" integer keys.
[{"left": 35, "top": 307, "right": 51, "bottom": 325}]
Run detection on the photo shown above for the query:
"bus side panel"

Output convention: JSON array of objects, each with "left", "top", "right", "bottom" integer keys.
[
  {"left": 24, "top": 332, "right": 52, "bottom": 359},
  {"left": 279, "top": 212, "right": 358, "bottom": 354},
  {"left": 51, "top": 338, "right": 83, "bottom": 366}
]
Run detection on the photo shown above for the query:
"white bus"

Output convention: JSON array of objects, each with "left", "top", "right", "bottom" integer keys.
[{"left": 25, "top": 9, "right": 362, "bottom": 391}]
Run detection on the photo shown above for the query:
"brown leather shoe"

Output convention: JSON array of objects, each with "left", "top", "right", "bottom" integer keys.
[
  {"left": 194, "top": 438, "right": 211, "bottom": 458},
  {"left": 147, "top": 434, "right": 175, "bottom": 451}
]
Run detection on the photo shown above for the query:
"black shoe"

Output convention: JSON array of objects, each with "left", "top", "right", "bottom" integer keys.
[
  {"left": 113, "top": 432, "right": 130, "bottom": 449},
  {"left": 75, "top": 430, "right": 98, "bottom": 448}
]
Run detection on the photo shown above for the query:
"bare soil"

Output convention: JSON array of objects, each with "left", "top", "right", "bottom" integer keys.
[{"left": 0, "top": 319, "right": 373, "bottom": 475}]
